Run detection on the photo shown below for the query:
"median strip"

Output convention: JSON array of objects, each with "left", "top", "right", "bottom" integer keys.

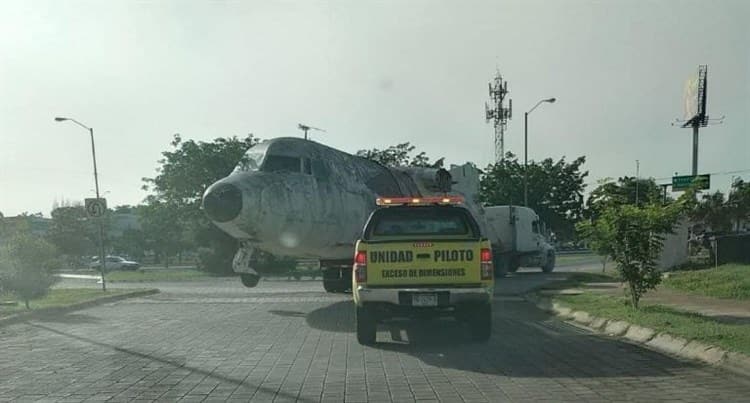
[{"left": 0, "top": 288, "right": 159, "bottom": 327}]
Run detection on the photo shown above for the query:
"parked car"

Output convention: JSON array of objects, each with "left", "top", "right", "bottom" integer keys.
[{"left": 89, "top": 255, "right": 140, "bottom": 271}]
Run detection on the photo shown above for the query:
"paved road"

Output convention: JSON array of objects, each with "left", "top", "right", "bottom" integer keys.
[{"left": 2, "top": 274, "right": 749, "bottom": 402}]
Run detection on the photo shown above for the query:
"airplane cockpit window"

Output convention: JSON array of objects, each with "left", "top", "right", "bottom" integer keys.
[
  {"left": 262, "top": 155, "right": 302, "bottom": 173},
  {"left": 235, "top": 150, "right": 265, "bottom": 172},
  {"left": 303, "top": 158, "right": 312, "bottom": 175}
]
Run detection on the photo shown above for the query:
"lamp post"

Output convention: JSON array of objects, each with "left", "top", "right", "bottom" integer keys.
[
  {"left": 524, "top": 97, "right": 556, "bottom": 206},
  {"left": 54, "top": 117, "right": 107, "bottom": 291}
]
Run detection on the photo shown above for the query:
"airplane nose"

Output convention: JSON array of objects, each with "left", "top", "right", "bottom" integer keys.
[{"left": 203, "top": 183, "right": 243, "bottom": 223}]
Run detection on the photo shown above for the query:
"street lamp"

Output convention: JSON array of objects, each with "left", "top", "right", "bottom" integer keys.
[
  {"left": 54, "top": 116, "right": 107, "bottom": 291},
  {"left": 524, "top": 97, "right": 556, "bottom": 206}
]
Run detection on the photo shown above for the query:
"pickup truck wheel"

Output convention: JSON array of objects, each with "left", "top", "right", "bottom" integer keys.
[
  {"left": 542, "top": 253, "right": 555, "bottom": 273},
  {"left": 469, "top": 303, "right": 492, "bottom": 342},
  {"left": 355, "top": 305, "right": 376, "bottom": 345}
]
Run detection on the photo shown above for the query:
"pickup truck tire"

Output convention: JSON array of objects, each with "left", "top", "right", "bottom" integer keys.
[
  {"left": 468, "top": 303, "right": 491, "bottom": 342},
  {"left": 355, "top": 305, "right": 377, "bottom": 345},
  {"left": 541, "top": 253, "right": 555, "bottom": 273}
]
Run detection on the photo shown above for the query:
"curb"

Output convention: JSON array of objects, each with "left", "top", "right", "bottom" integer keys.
[
  {"left": 0, "top": 289, "right": 160, "bottom": 328},
  {"left": 524, "top": 292, "right": 750, "bottom": 378}
]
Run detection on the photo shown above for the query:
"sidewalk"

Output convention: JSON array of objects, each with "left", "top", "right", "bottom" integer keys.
[{"left": 583, "top": 282, "right": 750, "bottom": 324}]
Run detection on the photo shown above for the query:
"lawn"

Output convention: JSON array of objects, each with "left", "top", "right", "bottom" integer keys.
[
  {"left": 663, "top": 264, "right": 750, "bottom": 300},
  {"left": 106, "top": 268, "right": 219, "bottom": 282},
  {"left": 554, "top": 292, "right": 750, "bottom": 355},
  {"left": 555, "top": 253, "right": 601, "bottom": 266},
  {"left": 0, "top": 288, "right": 143, "bottom": 317}
]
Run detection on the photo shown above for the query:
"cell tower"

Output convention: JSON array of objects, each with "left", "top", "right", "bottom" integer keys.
[{"left": 485, "top": 70, "right": 512, "bottom": 162}]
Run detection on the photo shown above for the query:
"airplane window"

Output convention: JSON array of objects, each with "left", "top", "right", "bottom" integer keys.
[
  {"left": 235, "top": 151, "right": 265, "bottom": 172},
  {"left": 312, "top": 159, "right": 330, "bottom": 180},
  {"left": 262, "top": 155, "right": 301, "bottom": 173},
  {"left": 303, "top": 158, "right": 312, "bottom": 175}
]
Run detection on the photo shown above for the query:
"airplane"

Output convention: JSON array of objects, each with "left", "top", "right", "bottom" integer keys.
[{"left": 202, "top": 137, "right": 554, "bottom": 291}]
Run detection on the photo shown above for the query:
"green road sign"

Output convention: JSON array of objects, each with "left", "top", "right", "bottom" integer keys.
[{"left": 672, "top": 174, "right": 710, "bottom": 190}]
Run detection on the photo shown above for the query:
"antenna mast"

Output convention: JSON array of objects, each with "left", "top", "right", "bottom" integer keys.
[
  {"left": 297, "top": 123, "right": 326, "bottom": 140},
  {"left": 485, "top": 69, "right": 512, "bottom": 162}
]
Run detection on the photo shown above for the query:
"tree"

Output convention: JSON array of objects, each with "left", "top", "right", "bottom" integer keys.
[
  {"left": 46, "top": 206, "right": 94, "bottom": 264},
  {"left": 728, "top": 179, "right": 750, "bottom": 232},
  {"left": 138, "top": 201, "right": 189, "bottom": 268},
  {"left": 480, "top": 152, "right": 588, "bottom": 241},
  {"left": 689, "top": 191, "right": 731, "bottom": 233},
  {"left": 142, "top": 134, "right": 260, "bottom": 274},
  {"left": 586, "top": 176, "right": 665, "bottom": 219},
  {"left": 0, "top": 234, "right": 59, "bottom": 308},
  {"left": 576, "top": 218, "right": 613, "bottom": 272},
  {"left": 356, "top": 142, "right": 434, "bottom": 167},
  {"left": 578, "top": 200, "right": 685, "bottom": 309}
]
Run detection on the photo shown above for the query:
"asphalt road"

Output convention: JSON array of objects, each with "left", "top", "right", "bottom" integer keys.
[{"left": 2, "top": 270, "right": 750, "bottom": 402}]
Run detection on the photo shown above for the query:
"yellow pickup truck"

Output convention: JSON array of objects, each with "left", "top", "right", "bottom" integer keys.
[{"left": 352, "top": 196, "right": 494, "bottom": 344}]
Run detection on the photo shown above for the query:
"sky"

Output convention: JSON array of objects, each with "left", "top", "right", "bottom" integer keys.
[{"left": 1, "top": 0, "right": 748, "bottom": 217}]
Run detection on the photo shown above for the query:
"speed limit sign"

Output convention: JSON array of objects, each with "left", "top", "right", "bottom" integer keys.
[{"left": 85, "top": 198, "right": 107, "bottom": 218}]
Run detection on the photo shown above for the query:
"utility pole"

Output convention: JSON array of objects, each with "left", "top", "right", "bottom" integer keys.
[
  {"left": 485, "top": 70, "right": 512, "bottom": 163},
  {"left": 635, "top": 160, "right": 640, "bottom": 205}
]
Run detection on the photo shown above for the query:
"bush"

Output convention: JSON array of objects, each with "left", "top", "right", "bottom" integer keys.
[{"left": 0, "top": 234, "right": 59, "bottom": 308}]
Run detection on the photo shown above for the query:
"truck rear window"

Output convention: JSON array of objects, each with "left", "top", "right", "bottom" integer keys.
[{"left": 365, "top": 206, "right": 479, "bottom": 239}]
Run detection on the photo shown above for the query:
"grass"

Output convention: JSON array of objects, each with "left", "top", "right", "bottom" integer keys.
[
  {"left": 0, "top": 288, "right": 142, "bottom": 317},
  {"left": 554, "top": 292, "right": 750, "bottom": 355},
  {"left": 106, "top": 268, "right": 219, "bottom": 282},
  {"left": 663, "top": 264, "right": 750, "bottom": 300},
  {"left": 555, "top": 253, "right": 601, "bottom": 266}
]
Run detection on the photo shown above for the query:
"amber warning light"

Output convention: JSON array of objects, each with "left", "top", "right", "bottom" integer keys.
[{"left": 376, "top": 195, "right": 464, "bottom": 206}]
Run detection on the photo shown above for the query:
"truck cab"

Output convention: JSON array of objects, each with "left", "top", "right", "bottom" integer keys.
[
  {"left": 483, "top": 205, "right": 556, "bottom": 274},
  {"left": 351, "top": 196, "right": 494, "bottom": 344}
]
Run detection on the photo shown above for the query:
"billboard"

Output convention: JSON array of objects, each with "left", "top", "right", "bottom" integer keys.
[{"left": 682, "top": 65, "right": 708, "bottom": 127}]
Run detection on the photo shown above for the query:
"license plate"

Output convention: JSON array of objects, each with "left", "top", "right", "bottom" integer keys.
[{"left": 412, "top": 293, "right": 437, "bottom": 307}]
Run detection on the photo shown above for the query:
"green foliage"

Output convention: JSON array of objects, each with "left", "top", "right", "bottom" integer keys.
[
  {"left": 690, "top": 191, "right": 731, "bottom": 233},
  {"left": 663, "top": 264, "right": 750, "bottom": 300},
  {"left": 480, "top": 152, "right": 588, "bottom": 241},
  {"left": 0, "top": 233, "right": 59, "bottom": 308},
  {"left": 355, "top": 142, "right": 435, "bottom": 167},
  {"left": 728, "top": 179, "right": 750, "bottom": 232},
  {"left": 46, "top": 206, "right": 95, "bottom": 262},
  {"left": 579, "top": 202, "right": 684, "bottom": 309},
  {"left": 586, "top": 176, "right": 666, "bottom": 219},
  {"left": 142, "top": 134, "right": 260, "bottom": 274}
]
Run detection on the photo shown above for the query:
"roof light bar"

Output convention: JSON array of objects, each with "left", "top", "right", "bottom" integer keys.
[{"left": 375, "top": 195, "right": 464, "bottom": 206}]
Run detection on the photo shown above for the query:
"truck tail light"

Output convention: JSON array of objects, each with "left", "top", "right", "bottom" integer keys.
[
  {"left": 354, "top": 250, "right": 367, "bottom": 283},
  {"left": 480, "top": 248, "right": 493, "bottom": 280}
]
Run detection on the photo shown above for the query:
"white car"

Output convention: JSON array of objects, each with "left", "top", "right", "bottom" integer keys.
[{"left": 89, "top": 256, "right": 140, "bottom": 271}]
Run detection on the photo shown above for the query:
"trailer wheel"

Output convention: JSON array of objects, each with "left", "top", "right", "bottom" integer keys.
[
  {"left": 542, "top": 253, "right": 556, "bottom": 273},
  {"left": 507, "top": 256, "right": 520, "bottom": 273},
  {"left": 355, "top": 305, "right": 377, "bottom": 345}
]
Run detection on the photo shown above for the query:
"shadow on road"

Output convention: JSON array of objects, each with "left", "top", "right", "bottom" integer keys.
[
  {"left": 25, "top": 322, "right": 318, "bottom": 403},
  {"left": 305, "top": 298, "right": 697, "bottom": 378}
]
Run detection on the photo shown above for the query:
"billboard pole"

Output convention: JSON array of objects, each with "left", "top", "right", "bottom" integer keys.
[
  {"left": 672, "top": 64, "right": 723, "bottom": 179},
  {"left": 692, "top": 125, "right": 699, "bottom": 176}
]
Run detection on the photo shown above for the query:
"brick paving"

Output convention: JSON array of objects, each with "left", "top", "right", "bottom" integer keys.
[{"left": 1, "top": 280, "right": 749, "bottom": 402}]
